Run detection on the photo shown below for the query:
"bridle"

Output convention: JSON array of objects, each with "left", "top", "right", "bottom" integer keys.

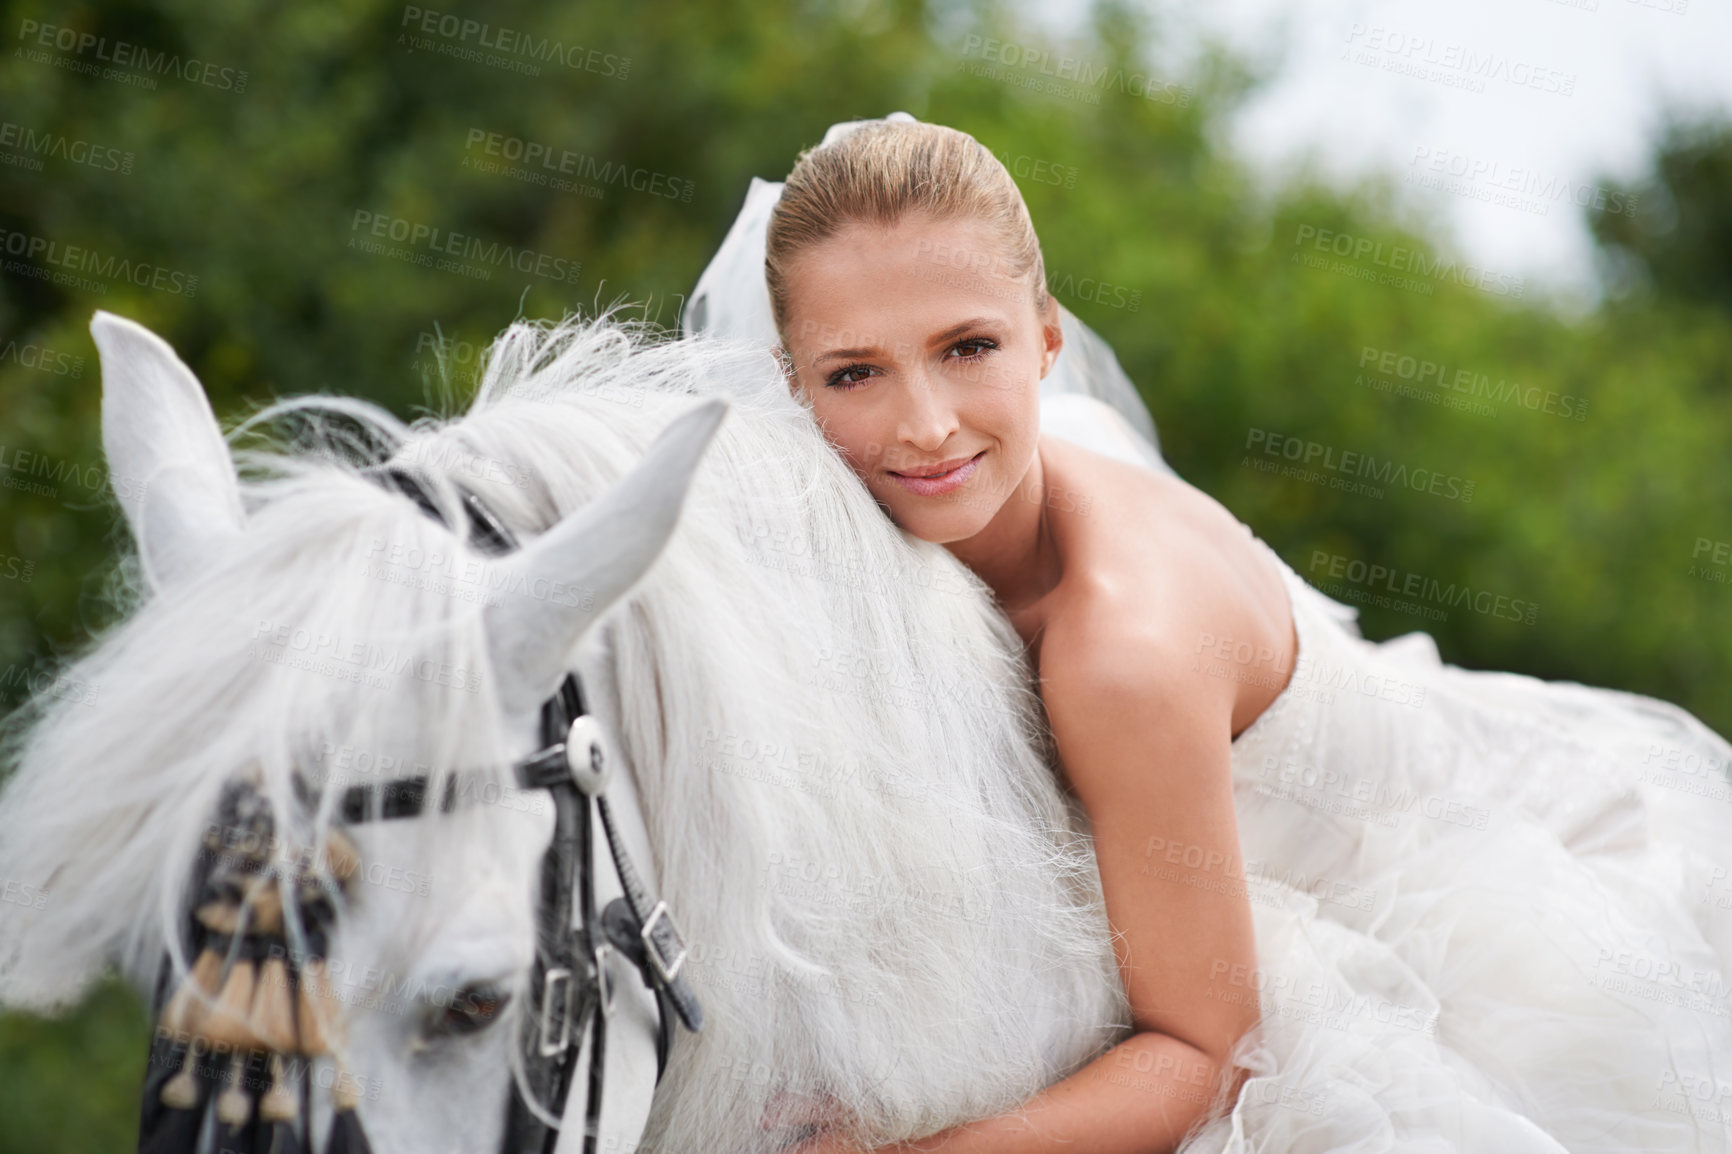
[{"left": 136, "top": 465, "right": 704, "bottom": 1154}]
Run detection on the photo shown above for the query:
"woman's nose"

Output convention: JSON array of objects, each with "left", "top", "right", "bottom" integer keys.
[{"left": 894, "top": 371, "right": 958, "bottom": 453}]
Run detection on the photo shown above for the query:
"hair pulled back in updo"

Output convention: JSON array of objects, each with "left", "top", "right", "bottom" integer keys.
[{"left": 764, "top": 120, "right": 1049, "bottom": 344}]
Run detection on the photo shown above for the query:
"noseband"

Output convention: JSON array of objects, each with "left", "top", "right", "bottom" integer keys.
[{"left": 136, "top": 466, "right": 703, "bottom": 1154}]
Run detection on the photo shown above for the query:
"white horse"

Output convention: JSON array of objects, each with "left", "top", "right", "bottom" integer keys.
[{"left": 0, "top": 308, "right": 1130, "bottom": 1153}]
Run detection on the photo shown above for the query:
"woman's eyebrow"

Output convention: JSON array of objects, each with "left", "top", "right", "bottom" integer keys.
[
  {"left": 927, "top": 316, "right": 1002, "bottom": 345},
  {"left": 815, "top": 343, "right": 880, "bottom": 365}
]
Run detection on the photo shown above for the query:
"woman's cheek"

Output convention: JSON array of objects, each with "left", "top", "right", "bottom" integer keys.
[{"left": 810, "top": 407, "right": 874, "bottom": 475}]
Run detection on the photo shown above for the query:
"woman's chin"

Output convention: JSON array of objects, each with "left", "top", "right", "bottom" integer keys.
[{"left": 884, "top": 503, "right": 996, "bottom": 546}]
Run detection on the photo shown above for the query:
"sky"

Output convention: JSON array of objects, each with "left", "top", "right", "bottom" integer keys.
[{"left": 1026, "top": 0, "right": 1732, "bottom": 308}]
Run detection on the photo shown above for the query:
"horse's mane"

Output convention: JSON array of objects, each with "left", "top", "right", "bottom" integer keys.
[{"left": 0, "top": 308, "right": 1130, "bottom": 1148}]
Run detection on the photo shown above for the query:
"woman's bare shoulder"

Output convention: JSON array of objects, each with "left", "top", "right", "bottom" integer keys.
[
  {"left": 1040, "top": 438, "right": 1261, "bottom": 629},
  {"left": 1037, "top": 437, "right": 1295, "bottom": 737}
]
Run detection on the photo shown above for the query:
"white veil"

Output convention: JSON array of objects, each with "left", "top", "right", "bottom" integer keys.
[{"left": 681, "top": 112, "right": 1176, "bottom": 476}]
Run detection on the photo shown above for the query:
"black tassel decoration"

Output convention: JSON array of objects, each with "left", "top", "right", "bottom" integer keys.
[
  {"left": 324, "top": 1106, "right": 374, "bottom": 1154},
  {"left": 137, "top": 1039, "right": 215, "bottom": 1154},
  {"left": 265, "top": 1118, "right": 308, "bottom": 1154},
  {"left": 136, "top": 1036, "right": 190, "bottom": 1148},
  {"left": 260, "top": 1053, "right": 307, "bottom": 1154},
  {"left": 322, "top": 1058, "right": 373, "bottom": 1154},
  {"left": 211, "top": 1049, "right": 268, "bottom": 1154},
  {"left": 138, "top": 955, "right": 212, "bottom": 1154},
  {"left": 137, "top": 1097, "right": 209, "bottom": 1154}
]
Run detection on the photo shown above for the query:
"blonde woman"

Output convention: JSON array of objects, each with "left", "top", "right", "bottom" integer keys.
[{"left": 686, "top": 114, "right": 1732, "bottom": 1154}]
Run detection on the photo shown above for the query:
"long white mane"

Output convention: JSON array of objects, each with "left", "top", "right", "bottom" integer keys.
[{"left": 0, "top": 309, "right": 1130, "bottom": 1150}]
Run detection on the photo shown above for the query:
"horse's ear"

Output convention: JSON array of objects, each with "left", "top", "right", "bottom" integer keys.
[
  {"left": 90, "top": 311, "right": 244, "bottom": 590},
  {"left": 482, "top": 398, "right": 729, "bottom": 715}
]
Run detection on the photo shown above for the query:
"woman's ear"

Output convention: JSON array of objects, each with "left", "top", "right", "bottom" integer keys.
[{"left": 1039, "top": 294, "right": 1065, "bottom": 379}]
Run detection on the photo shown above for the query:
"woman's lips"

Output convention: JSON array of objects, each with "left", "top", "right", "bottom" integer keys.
[{"left": 888, "top": 450, "right": 986, "bottom": 496}]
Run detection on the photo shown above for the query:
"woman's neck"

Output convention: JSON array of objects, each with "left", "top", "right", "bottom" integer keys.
[{"left": 944, "top": 443, "right": 1064, "bottom": 618}]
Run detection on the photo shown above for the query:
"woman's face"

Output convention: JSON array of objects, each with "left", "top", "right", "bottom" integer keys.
[{"left": 779, "top": 212, "right": 1062, "bottom": 545}]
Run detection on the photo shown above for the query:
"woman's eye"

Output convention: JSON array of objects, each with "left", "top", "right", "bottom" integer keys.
[
  {"left": 826, "top": 364, "right": 874, "bottom": 389},
  {"left": 432, "top": 982, "right": 511, "bottom": 1037},
  {"left": 824, "top": 340, "right": 994, "bottom": 388}
]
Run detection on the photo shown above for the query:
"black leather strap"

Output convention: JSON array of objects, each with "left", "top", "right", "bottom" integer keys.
[
  {"left": 595, "top": 796, "right": 703, "bottom": 1033},
  {"left": 368, "top": 464, "right": 520, "bottom": 556},
  {"left": 503, "top": 697, "right": 593, "bottom": 1154},
  {"left": 601, "top": 899, "right": 675, "bottom": 1080}
]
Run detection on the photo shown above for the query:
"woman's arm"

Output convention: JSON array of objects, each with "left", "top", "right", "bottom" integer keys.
[
  {"left": 794, "top": 612, "right": 1263, "bottom": 1154},
  {"left": 1041, "top": 610, "right": 1264, "bottom": 1069},
  {"left": 793, "top": 1025, "right": 1240, "bottom": 1143},
  {"left": 790, "top": 1031, "right": 1237, "bottom": 1154}
]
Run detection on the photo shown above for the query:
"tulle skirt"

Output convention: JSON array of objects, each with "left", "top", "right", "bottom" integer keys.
[{"left": 1195, "top": 567, "right": 1732, "bottom": 1153}]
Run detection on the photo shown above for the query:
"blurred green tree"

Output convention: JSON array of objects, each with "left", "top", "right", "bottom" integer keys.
[{"left": 1590, "top": 117, "right": 1732, "bottom": 312}]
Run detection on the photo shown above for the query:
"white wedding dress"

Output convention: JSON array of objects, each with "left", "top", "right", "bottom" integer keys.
[
  {"left": 690, "top": 114, "right": 1732, "bottom": 1153},
  {"left": 1202, "top": 536, "right": 1732, "bottom": 1153}
]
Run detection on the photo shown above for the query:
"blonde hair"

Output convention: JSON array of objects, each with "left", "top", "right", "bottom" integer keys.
[{"left": 764, "top": 120, "right": 1050, "bottom": 344}]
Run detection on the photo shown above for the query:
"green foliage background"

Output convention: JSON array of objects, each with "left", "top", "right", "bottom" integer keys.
[{"left": 1, "top": 0, "right": 1729, "bottom": 1147}]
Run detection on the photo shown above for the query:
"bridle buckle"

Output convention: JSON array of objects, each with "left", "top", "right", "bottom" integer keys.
[
  {"left": 595, "top": 943, "right": 617, "bottom": 1020},
  {"left": 538, "top": 966, "right": 573, "bottom": 1058},
  {"left": 639, "top": 899, "right": 689, "bottom": 985}
]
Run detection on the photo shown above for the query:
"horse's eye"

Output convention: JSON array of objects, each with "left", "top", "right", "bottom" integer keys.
[{"left": 434, "top": 983, "right": 511, "bottom": 1037}]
